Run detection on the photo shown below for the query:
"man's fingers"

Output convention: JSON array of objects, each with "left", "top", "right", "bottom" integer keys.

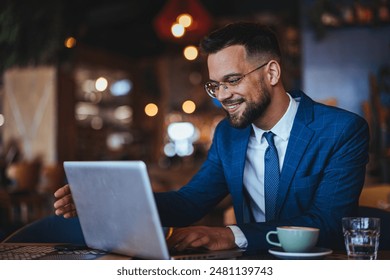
[
  {"left": 63, "top": 209, "right": 77, "bottom": 219},
  {"left": 189, "top": 235, "right": 210, "bottom": 248},
  {"left": 54, "top": 200, "right": 77, "bottom": 217},
  {"left": 167, "top": 226, "right": 236, "bottom": 251},
  {"left": 53, "top": 194, "right": 73, "bottom": 209},
  {"left": 54, "top": 184, "right": 71, "bottom": 198},
  {"left": 167, "top": 230, "right": 185, "bottom": 248},
  {"left": 168, "top": 229, "right": 208, "bottom": 251}
]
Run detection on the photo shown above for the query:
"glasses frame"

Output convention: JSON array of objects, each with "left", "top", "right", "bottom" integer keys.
[{"left": 204, "top": 61, "right": 269, "bottom": 99}]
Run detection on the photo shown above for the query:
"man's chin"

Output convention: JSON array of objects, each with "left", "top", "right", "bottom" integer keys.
[{"left": 227, "top": 115, "right": 250, "bottom": 129}]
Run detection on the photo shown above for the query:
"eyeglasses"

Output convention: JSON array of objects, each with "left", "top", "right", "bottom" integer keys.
[{"left": 204, "top": 61, "right": 269, "bottom": 99}]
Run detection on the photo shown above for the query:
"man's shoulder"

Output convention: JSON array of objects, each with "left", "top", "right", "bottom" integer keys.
[
  {"left": 294, "top": 90, "right": 367, "bottom": 126},
  {"left": 314, "top": 101, "right": 367, "bottom": 125},
  {"left": 306, "top": 103, "right": 369, "bottom": 142}
]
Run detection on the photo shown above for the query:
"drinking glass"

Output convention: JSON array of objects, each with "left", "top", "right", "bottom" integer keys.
[{"left": 342, "top": 217, "right": 380, "bottom": 260}]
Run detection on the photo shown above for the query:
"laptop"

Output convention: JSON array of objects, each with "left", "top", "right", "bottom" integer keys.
[{"left": 61, "top": 160, "right": 244, "bottom": 260}]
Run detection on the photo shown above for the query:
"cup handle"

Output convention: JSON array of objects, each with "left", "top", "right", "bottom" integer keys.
[{"left": 266, "top": 231, "right": 282, "bottom": 247}]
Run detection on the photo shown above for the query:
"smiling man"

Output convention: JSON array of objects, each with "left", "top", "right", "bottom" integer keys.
[
  {"left": 206, "top": 45, "right": 287, "bottom": 130},
  {"left": 54, "top": 22, "right": 369, "bottom": 253}
]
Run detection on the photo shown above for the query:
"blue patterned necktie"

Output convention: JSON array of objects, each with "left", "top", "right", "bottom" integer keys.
[{"left": 264, "top": 131, "right": 280, "bottom": 221}]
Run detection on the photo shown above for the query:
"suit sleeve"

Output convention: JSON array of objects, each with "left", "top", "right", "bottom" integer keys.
[{"left": 154, "top": 122, "right": 230, "bottom": 227}]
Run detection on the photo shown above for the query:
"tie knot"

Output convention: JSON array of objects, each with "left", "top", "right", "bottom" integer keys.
[{"left": 263, "top": 131, "right": 275, "bottom": 146}]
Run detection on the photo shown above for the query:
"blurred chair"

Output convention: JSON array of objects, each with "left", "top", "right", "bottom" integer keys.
[
  {"left": 6, "top": 160, "right": 41, "bottom": 192},
  {"left": 359, "top": 184, "right": 390, "bottom": 211},
  {"left": 3, "top": 160, "right": 57, "bottom": 225},
  {"left": 363, "top": 71, "right": 390, "bottom": 182},
  {"left": 3, "top": 192, "right": 48, "bottom": 226},
  {"left": 358, "top": 206, "right": 390, "bottom": 250},
  {"left": 38, "top": 164, "right": 65, "bottom": 194},
  {"left": 2, "top": 215, "right": 85, "bottom": 244},
  {"left": 7, "top": 160, "right": 45, "bottom": 225}
]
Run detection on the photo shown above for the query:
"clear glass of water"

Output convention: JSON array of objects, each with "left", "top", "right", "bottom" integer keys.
[{"left": 342, "top": 217, "right": 381, "bottom": 260}]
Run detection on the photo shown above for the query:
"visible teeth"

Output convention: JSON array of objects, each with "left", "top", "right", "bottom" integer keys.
[{"left": 227, "top": 104, "right": 238, "bottom": 109}]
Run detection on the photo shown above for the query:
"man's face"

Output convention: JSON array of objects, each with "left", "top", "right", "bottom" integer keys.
[{"left": 207, "top": 45, "right": 271, "bottom": 129}]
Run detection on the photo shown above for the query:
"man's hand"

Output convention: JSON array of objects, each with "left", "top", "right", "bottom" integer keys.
[
  {"left": 167, "top": 226, "right": 237, "bottom": 251},
  {"left": 53, "top": 184, "right": 78, "bottom": 218}
]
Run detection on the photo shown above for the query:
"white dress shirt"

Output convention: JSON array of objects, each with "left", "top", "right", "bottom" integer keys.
[{"left": 228, "top": 92, "right": 299, "bottom": 248}]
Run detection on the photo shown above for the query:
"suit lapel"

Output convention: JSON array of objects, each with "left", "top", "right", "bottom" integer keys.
[
  {"left": 276, "top": 91, "right": 315, "bottom": 216},
  {"left": 229, "top": 126, "right": 251, "bottom": 224}
]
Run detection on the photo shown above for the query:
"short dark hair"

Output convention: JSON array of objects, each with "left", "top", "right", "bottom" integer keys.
[{"left": 199, "top": 22, "right": 281, "bottom": 62}]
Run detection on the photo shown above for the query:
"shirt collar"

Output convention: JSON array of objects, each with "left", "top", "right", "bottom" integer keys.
[{"left": 251, "top": 92, "right": 298, "bottom": 143}]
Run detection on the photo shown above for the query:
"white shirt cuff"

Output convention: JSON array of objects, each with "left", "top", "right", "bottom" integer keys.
[{"left": 226, "top": 225, "right": 248, "bottom": 249}]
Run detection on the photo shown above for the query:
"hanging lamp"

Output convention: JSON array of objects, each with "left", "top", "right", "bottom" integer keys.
[{"left": 153, "top": 0, "right": 213, "bottom": 43}]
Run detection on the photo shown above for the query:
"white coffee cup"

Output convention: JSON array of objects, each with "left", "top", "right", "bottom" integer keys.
[{"left": 266, "top": 226, "right": 320, "bottom": 252}]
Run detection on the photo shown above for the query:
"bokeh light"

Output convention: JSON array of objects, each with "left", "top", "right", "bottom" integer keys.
[
  {"left": 182, "top": 100, "right": 196, "bottom": 114},
  {"left": 183, "top": 46, "right": 198, "bottom": 60},
  {"left": 64, "top": 37, "right": 76, "bottom": 48},
  {"left": 114, "top": 105, "right": 133, "bottom": 122},
  {"left": 145, "top": 103, "right": 159, "bottom": 117},
  {"left": 91, "top": 116, "right": 103, "bottom": 130},
  {"left": 167, "top": 122, "right": 195, "bottom": 141},
  {"left": 177, "top": 14, "right": 193, "bottom": 28},
  {"left": 110, "top": 79, "right": 132, "bottom": 96},
  {"left": 95, "top": 77, "right": 108, "bottom": 92},
  {"left": 171, "top": 23, "right": 185, "bottom": 38},
  {"left": 0, "top": 114, "right": 5, "bottom": 126}
]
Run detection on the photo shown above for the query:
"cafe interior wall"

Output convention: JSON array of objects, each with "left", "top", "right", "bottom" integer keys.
[
  {"left": 301, "top": 0, "right": 390, "bottom": 116},
  {"left": 0, "top": 1, "right": 300, "bottom": 176},
  {"left": 2, "top": 66, "right": 57, "bottom": 165},
  {"left": 3, "top": 1, "right": 389, "bottom": 169}
]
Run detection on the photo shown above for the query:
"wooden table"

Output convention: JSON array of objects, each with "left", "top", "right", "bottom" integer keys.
[{"left": 240, "top": 249, "right": 390, "bottom": 260}]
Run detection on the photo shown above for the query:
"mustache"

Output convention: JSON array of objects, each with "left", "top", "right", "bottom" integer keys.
[{"left": 221, "top": 98, "right": 245, "bottom": 106}]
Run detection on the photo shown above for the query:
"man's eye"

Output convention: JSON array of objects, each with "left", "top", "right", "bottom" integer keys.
[{"left": 227, "top": 77, "right": 242, "bottom": 85}]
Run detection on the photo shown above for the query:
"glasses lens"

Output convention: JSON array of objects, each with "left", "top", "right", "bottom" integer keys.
[{"left": 205, "top": 82, "right": 217, "bottom": 98}]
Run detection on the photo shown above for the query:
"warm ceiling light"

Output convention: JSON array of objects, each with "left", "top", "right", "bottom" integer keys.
[
  {"left": 145, "top": 103, "right": 159, "bottom": 117},
  {"left": 64, "top": 37, "right": 76, "bottom": 48},
  {"left": 177, "top": 13, "right": 192, "bottom": 28},
  {"left": 171, "top": 23, "right": 185, "bottom": 38},
  {"left": 154, "top": 0, "right": 212, "bottom": 42},
  {"left": 183, "top": 45, "right": 198, "bottom": 60},
  {"left": 182, "top": 100, "right": 196, "bottom": 114}
]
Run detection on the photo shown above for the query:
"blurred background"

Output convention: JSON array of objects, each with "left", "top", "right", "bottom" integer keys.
[{"left": 0, "top": 0, "right": 389, "bottom": 237}]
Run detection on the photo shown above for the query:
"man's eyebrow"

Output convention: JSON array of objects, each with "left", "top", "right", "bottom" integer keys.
[{"left": 209, "top": 72, "right": 242, "bottom": 82}]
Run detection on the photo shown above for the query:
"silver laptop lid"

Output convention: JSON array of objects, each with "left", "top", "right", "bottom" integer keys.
[{"left": 64, "top": 161, "right": 170, "bottom": 260}]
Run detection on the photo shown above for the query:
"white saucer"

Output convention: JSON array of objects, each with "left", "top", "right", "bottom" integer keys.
[{"left": 268, "top": 247, "right": 333, "bottom": 260}]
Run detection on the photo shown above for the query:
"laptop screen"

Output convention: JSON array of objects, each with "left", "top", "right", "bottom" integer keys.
[{"left": 64, "top": 161, "right": 170, "bottom": 260}]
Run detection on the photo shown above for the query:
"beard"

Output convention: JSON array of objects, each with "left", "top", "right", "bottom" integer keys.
[{"left": 224, "top": 86, "right": 271, "bottom": 129}]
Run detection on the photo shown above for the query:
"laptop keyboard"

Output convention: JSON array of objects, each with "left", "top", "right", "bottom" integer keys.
[
  {"left": 169, "top": 246, "right": 244, "bottom": 260},
  {"left": 169, "top": 247, "right": 209, "bottom": 256},
  {"left": 0, "top": 244, "right": 105, "bottom": 260}
]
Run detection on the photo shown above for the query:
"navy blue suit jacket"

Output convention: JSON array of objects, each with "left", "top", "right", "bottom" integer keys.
[{"left": 155, "top": 90, "right": 369, "bottom": 251}]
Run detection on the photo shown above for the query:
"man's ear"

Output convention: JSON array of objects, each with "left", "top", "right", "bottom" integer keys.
[{"left": 267, "top": 60, "right": 281, "bottom": 86}]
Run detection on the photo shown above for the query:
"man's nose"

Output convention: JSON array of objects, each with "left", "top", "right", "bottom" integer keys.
[{"left": 216, "top": 83, "right": 232, "bottom": 101}]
